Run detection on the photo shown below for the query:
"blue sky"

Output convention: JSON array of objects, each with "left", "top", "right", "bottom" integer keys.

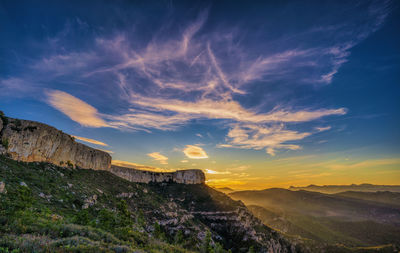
[{"left": 1, "top": 0, "right": 399, "bottom": 188}]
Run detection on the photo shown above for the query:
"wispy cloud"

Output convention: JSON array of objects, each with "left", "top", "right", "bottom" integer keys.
[
  {"left": 327, "top": 158, "right": 400, "bottom": 170},
  {"left": 112, "top": 160, "right": 174, "bottom": 172},
  {"left": 315, "top": 126, "right": 332, "bottom": 132},
  {"left": 220, "top": 124, "right": 311, "bottom": 156},
  {"left": 72, "top": 135, "right": 108, "bottom": 146},
  {"left": 98, "top": 149, "right": 114, "bottom": 154},
  {"left": 205, "top": 169, "right": 231, "bottom": 175},
  {"left": 6, "top": 1, "right": 391, "bottom": 156},
  {"left": 147, "top": 152, "right": 168, "bottom": 165},
  {"left": 46, "top": 90, "right": 109, "bottom": 128},
  {"left": 183, "top": 145, "right": 208, "bottom": 159}
]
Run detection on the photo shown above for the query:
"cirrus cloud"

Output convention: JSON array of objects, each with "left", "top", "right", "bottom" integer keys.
[
  {"left": 24, "top": 1, "right": 391, "bottom": 156},
  {"left": 147, "top": 152, "right": 168, "bottom": 165},
  {"left": 72, "top": 135, "right": 108, "bottom": 146},
  {"left": 46, "top": 90, "right": 109, "bottom": 128}
]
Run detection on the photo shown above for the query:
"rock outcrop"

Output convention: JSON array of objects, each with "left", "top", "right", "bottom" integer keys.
[
  {"left": 0, "top": 116, "right": 111, "bottom": 170},
  {"left": 111, "top": 165, "right": 205, "bottom": 184},
  {"left": 0, "top": 112, "right": 205, "bottom": 185}
]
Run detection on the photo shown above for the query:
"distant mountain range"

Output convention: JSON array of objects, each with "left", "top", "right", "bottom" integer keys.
[
  {"left": 288, "top": 184, "right": 400, "bottom": 193},
  {"left": 229, "top": 188, "right": 400, "bottom": 249},
  {"left": 214, "top": 187, "right": 235, "bottom": 194}
]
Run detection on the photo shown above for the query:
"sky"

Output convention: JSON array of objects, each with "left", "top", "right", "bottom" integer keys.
[{"left": 0, "top": 0, "right": 399, "bottom": 189}]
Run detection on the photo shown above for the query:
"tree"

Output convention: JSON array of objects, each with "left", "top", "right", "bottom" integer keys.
[
  {"left": 201, "top": 230, "right": 213, "bottom": 253},
  {"left": 213, "top": 242, "right": 224, "bottom": 253},
  {"left": 174, "top": 230, "right": 184, "bottom": 244}
]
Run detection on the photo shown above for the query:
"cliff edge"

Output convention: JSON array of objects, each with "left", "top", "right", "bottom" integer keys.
[
  {"left": 0, "top": 112, "right": 206, "bottom": 184},
  {"left": 0, "top": 114, "right": 111, "bottom": 170},
  {"left": 110, "top": 165, "right": 205, "bottom": 184}
]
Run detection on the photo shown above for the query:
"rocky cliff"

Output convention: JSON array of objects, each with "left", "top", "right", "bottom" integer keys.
[
  {"left": 111, "top": 165, "right": 205, "bottom": 184},
  {"left": 0, "top": 115, "right": 111, "bottom": 170},
  {"left": 0, "top": 113, "right": 206, "bottom": 185}
]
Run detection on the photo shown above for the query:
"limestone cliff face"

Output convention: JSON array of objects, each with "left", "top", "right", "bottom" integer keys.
[
  {"left": 0, "top": 117, "right": 111, "bottom": 170},
  {"left": 0, "top": 114, "right": 205, "bottom": 184},
  {"left": 111, "top": 165, "right": 205, "bottom": 184}
]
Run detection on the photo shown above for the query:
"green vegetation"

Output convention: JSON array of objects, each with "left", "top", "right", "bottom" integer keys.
[
  {"left": 0, "top": 155, "right": 273, "bottom": 252},
  {"left": 1, "top": 139, "right": 8, "bottom": 150},
  {"left": 66, "top": 160, "right": 73, "bottom": 168},
  {"left": 0, "top": 155, "right": 195, "bottom": 252}
]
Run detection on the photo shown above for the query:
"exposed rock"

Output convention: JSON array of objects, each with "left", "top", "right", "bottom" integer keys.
[
  {"left": 110, "top": 165, "right": 205, "bottom": 184},
  {"left": 0, "top": 181, "right": 6, "bottom": 194},
  {"left": 117, "top": 192, "right": 134, "bottom": 198},
  {"left": 0, "top": 117, "right": 111, "bottom": 170},
  {"left": 82, "top": 194, "right": 98, "bottom": 209},
  {"left": 20, "top": 181, "right": 27, "bottom": 187},
  {"left": 39, "top": 192, "right": 52, "bottom": 201},
  {"left": 0, "top": 145, "right": 6, "bottom": 155},
  {"left": 0, "top": 114, "right": 206, "bottom": 186}
]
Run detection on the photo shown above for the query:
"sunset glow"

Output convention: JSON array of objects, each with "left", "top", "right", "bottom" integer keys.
[{"left": 1, "top": 0, "right": 399, "bottom": 190}]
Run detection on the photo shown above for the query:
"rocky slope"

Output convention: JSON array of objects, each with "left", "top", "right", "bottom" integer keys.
[
  {"left": 0, "top": 155, "right": 297, "bottom": 252},
  {"left": 0, "top": 112, "right": 205, "bottom": 185},
  {"left": 0, "top": 114, "right": 111, "bottom": 170}
]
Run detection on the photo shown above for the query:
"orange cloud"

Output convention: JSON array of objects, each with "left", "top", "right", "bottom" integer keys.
[
  {"left": 72, "top": 135, "right": 108, "bottom": 146},
  {"left": 205, "top": 169, "right": 231, "bottom": 175},
  {"left": 183, "top": 145, "right": 208, "bottom": 159},
  {"left": 112, "top": 160, "right": 173, "bottom": 172},
  {"left": 147, "top": 152, "right": 168, "bottom": 164}
]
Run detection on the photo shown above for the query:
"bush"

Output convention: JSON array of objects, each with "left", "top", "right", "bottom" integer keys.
[
  {"left": 66, "top": 161, "right": 73, "bottom": 168},
  {"left": 1, "top": 139, "right": 9, "bottom": 149},
  {"left": 201, "top": 231, "right": 212, "bottom": 253},
  {"left": 98, "top": 209, "right": 117, "bottom": 231},
  {"left": 74, "top": 209, "right": 91, "bottom": 225},
  {"left": 153, "top": 222, "right": 166, "bottom": 241}
]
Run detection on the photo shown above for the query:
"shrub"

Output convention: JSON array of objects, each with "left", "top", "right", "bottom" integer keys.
[
  {"left": 1, "top": 139, "right": 8, "bottom": 149},
  {"left": 74, "top": 209, "right": 91, "bottom": 225},
  {"left": 174, "top": 230, "right": 184, "bottom": 244},
  {"left": 66, "top": 161, "right": 73, "bottom": 168},
  {"left": 14, "top": 119, "right": 21, "bottom": 127},
  {"left": 201, "top": 231, "right": 212, "bottom": 253},
  {"left": 98, "top": 209, "right": 117, "bottom": 231},
  {"left": 153, "top": 222, "right": 166, "bottom": 241}
]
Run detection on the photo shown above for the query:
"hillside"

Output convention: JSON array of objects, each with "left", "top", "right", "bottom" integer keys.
[
  {"left": 334, "top": 191, "right": 400, "bottom": 208},
  {"left": 214, "top": 187, "right": 236, "bottom": 194},
  {"left": 0, "top": 155, "right": 296, "bottom": 253},
  {"left": 229, "top": 188, "right": 400, "bottom": 250},
  {"left": 289, "top": 184, "right": 400, "bottom": 194}
]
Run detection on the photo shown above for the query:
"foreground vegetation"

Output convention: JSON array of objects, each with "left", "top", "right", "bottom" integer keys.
[{"left": 0, "top": 155, "right": 239, "bottom": 252}]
